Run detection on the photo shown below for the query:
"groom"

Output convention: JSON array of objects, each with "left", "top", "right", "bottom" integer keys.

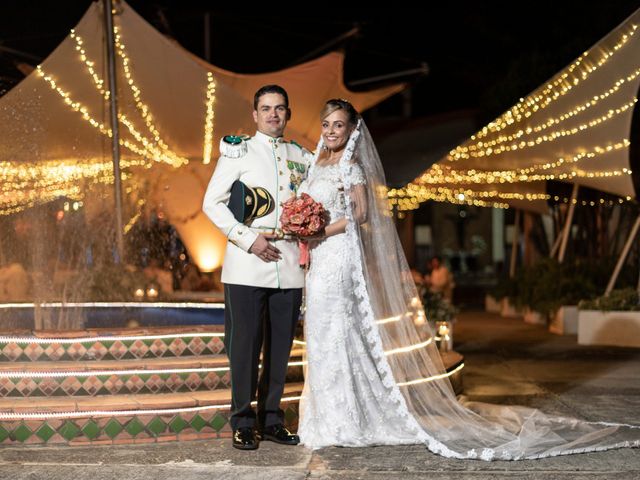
[{"left": 202, "top": 85, "right": 310, "bottom": 450}]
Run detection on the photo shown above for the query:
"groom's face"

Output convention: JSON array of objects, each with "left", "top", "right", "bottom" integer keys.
[{"left": 253, "top": 93, "right": 290, "bottom": 138}]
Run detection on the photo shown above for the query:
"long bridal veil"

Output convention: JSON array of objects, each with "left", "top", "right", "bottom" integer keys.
[{"left": 325, "top": 118, "right": 639, "bottom": 460}]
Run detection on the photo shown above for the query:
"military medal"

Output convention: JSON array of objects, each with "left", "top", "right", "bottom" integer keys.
[{"left": 287, "top": 160, "right": 306, "bottom": 194}]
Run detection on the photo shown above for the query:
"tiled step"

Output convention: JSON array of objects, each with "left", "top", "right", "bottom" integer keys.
[
  {"left": 0, "top": 350, "right": 305, "bottom": 397},
  {"left": 0, "top": 326, "right": 227, "bottom": 362},
  {"left": 0, "top": 383, "right": 303, "bottom": 445}
]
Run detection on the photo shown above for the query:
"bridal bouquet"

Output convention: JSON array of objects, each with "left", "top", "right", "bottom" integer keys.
[{"left": 280, "top": 193, "right": 327, "bottom": 267}]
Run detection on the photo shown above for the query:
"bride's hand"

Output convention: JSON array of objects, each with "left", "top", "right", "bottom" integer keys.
[{"left": 298, "top": 228, "right": 326, "bottom": 243}]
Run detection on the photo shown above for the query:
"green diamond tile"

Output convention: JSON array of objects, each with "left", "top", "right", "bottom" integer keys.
[
  {"left": 147, "top": 417, "right": 167, "bottom": 436},
  {"left": 284, "top": 406, "right": 297, "bottom": 423},
  {"left": 209, "top": 414, "right": 227, "bottom": 432},
  {"left": 104, "top": 418, "right": 123, "bottom": 439},
  {"left": 59, "top": 421, "right": 81, "bottom": 441},
  {"left": 81, "top": 420, "right": 100, "bottom": 440},
  {"left": 190, "top": 414, "right": 207, "bottom": 432},
  {"left": 125, "top": 418, "right": 145, "bottom": 437},
  {"left": 142, "top": 339, "right": 154, "bottom": 347},
  {"left": 0, "top": 425, "right": 9, "bottom": 442},
  {"left": 100, "top": 340, "right": 114, "bottom": 349},
  {"left": 13, "top": 424, "right": 32, "bottom": 442},
  {"left": 35, "top": 423, "right": 56, "bottom": 442},
  {"left": 168, "top": 415, "right": 188, "bottom": 433}
]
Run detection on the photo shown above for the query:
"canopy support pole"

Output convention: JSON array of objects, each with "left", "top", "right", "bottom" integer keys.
[
  {"left": 104, "top": 0, "right": 125, "bottom": 263},
  {"left": 606, "top": 213, "right": 640, "bottom": 295},
  {"left": 509, "top": 209, "right": 520, "bottom": 278},
  {"left": 558, "top": 184, "right": 579, "bottom": 263},
  {"left": 549, "top": 231, "right": 563, "bottom": 259}
]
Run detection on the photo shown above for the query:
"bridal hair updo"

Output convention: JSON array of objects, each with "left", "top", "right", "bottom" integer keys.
[{"left": 321, "top": 98, "right": 359, "bottom": 125}]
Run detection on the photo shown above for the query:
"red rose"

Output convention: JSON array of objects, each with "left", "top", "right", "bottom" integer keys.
[{"left": 280, "top": 194, "right": 326, "bottom": 236}]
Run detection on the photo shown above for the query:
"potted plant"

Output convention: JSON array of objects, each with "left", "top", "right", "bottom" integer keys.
[
  {"left": 577, "top": 288, "right": 640, "bottom": 347},
  {"left": 421, "top": 289, "right": 458, "bottom": 351}
]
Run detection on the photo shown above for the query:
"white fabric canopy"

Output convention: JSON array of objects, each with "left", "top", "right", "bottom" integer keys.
[
  {"left": 0, "top": 0, "right": 402, "bottom": 270},
  {"left": 408, "top": 7, "right": 640, "bottom": 212}
]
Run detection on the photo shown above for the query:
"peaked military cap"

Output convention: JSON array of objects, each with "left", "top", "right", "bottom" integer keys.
[{"left": 227, "top": 180, "right": 274, "bottom": 224}]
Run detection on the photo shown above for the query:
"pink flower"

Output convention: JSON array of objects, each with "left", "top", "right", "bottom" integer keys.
[{"left": 280, "top": 194, "right": 326, "bottom": 236}]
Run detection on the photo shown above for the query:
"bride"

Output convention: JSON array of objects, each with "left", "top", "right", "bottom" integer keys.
[{"left": 295, "top": 99, "right": 639, "bottom": 459}]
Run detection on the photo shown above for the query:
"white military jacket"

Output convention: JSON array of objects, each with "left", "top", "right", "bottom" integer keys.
[{"left": 202, "top": 131, "right": 312, "bottom": 289}]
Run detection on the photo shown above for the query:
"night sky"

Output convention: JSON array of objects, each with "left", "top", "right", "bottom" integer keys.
[{"left": 1, "top": 1, "right": 639, "bottom": 125}]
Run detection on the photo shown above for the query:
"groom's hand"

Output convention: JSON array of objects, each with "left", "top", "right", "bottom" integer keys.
[{"left": 250, "top": 234, "right": 282, "bottom": 262}]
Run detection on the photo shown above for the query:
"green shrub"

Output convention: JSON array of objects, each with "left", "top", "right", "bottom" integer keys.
[{"left": 579, "top": 288, "right": 640, "bottom": 311}]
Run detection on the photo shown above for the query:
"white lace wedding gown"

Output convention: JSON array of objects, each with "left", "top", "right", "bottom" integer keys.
[
  {"left": 296, "top": 121, "right": 639, "bottom": 458},
  {"left": 297, "top": 162, "right": 429, "bottom": 449}
]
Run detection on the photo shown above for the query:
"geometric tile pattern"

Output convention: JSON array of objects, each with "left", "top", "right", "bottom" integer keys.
[
  {"left": 0, "top": 327, "right": 310, "bottom": 445},
  {"left": 0, "top": 370, "right": 235, "bottom": 397},
  {"left": 0, "top": 335, "right": 225, "bottom": 362},
  {"left": 0, "top": 404, "right": 300, "bottom": 444}
]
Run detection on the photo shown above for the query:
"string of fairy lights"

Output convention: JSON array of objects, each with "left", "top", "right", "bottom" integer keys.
[
  {"left": 451, "top": 78, "right": 640, "bottom": 161},
  {"left": 1, "top": 21, "right": 216, "bottom": 216},
  {"left": 458, "top": 24, "right": 638, "bottom": 148},
  {"left": 395, "top": 21, "right": 640, "bottom": 212}
]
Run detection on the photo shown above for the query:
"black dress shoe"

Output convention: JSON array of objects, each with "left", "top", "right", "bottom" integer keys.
[
  {"left": 232, "top": 427, "right": 259, "bottom": 450},
  {"left": 259, "top": 424, "right": 300, "bottom": 445}
]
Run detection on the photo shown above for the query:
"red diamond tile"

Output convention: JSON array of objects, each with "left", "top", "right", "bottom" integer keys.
[
  {"left": 129, "top": 340, "right": 149, "bottom": 359},
  {"left": 164, "top": 373, "right": 184, "bottom": 392},
  {"left": 66, "top": 343, "right": 87, "bottom": 361},
  {"left": 108, "top": 341, "right": 128, "bottom": 360},
  {"left": 187, "top": 337, "right": 206, "bottom": 355},
  {"left": 220, "top": 371, "right": 231, "bottom": 388},
  {"left": 124, "top": 375, "right": 145, "bottom": 393},
  {"left": 206, "top": 337, "right": 224, "bottom": 354},
  {"left": 0, "top": 377, "right": 16, "bottom": 396},
  {"left": 60, "top": 377, "right": 83, "bottom": 395},
  {"left": 37, "top": 377, "right": 60, "bottom": 396},
  {"left": 23, "top": 343, "right": 45, "bottom": 361},
  {"left": 150, "top": 339, "right": 168, "bottom": 357},
  {"left": 102, "top": 375, "right": 124, "bottom": 394},
  {"left": 2, "top": 342, "right": 22, "bottom": 361},
  {"left": 86, "top": 342, "right": 108, "bottom": 360},
  {"left": 145, "top": 374, "right": 163, "bottom": 393},
  {"left": 202, "top": 372, "right": 221, "bottom": 390},
  {"left": 184, "top": 373, "right": 202, "bottom": 391},
  {"left": 82, "top": 376, "right": 103, "bottom": 396},
  {"left": 43, "top": 343, "right": 65, "bottom": 361},
  {"left": 15, "top": 377, "right": 38, "bottom": 396},
  {"left": 168, "top": 338, "right": 187, "bottom": 357}
]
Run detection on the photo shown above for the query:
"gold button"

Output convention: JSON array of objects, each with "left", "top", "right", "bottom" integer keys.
[
  {"left": 279, "top": 171, "right": 283, "bottom": 175},
  {"left": 279, "top": 186, "right": 284, "bottom": 191},
  {"left": 277, "top": 157, "right": 281, "bottom": 160}
]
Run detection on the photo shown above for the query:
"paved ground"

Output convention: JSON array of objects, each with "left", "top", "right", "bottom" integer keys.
[{"left": 2, "top": 311, "right": 639, "bottom": 479}]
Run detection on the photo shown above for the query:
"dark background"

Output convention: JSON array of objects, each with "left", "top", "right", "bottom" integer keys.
[{"left": 1, "top": 1, "right": 639, "bottom": 124}]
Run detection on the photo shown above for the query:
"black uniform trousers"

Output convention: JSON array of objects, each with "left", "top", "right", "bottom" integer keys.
[{"left": 223, "top": 283, "right": 302, "bottom": 430}]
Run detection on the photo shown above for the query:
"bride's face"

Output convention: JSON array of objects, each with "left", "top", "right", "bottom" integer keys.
[{"left": 321, "top": 110, "right": 353, "bottom": 152}]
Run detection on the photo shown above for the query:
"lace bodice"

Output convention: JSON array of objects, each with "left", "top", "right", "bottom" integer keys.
[{"left": 298, "top": 162, "right": 364, "bottom": 222}]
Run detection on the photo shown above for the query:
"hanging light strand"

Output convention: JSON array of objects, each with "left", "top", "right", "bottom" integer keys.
[
  {"left": 202, "top": 72, "right": 216, "bottom": 165},
  {"left": 462, "top": 24, "right": 637, "bottom": 146}
]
